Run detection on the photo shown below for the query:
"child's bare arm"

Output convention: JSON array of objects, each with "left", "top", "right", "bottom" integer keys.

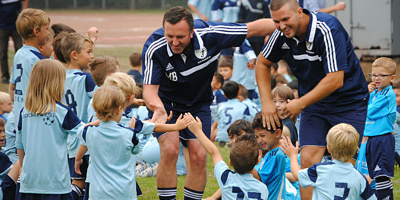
[
  {"left": 75, "top": 145, "right": 88, "bottom": 175},
  {"left": 17, "top": 148, "right": 24, "bottom": 167},
  {"left": 87, "top": 27, "right": 98, "bottom": 46},
  {"left": 153, "top": 114, "right": 190, "bottom": 132},
  {"left": 251, "top": 168, "right": 261, "bottom": 181},
  {"left": 185, "top": 113, "right": 223, "bottom": 166},
  {"left": 204, "top": 189, "right": 222, "bottom": 200},
  {"left": 280, "top": 136, "right": 300, "bottom": 181}
]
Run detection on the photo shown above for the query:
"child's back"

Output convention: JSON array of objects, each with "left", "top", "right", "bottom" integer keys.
[
  {"left": 80, "top": 120, "right": 139, "bottom": 199},
  {"left": 216, "top": 81, "right": 251, "bottom": 142},
  {"left": 10, "top": 9, "right": 50, "bottom": 130},
  {"left": 16, "top": 59, "right": 82, "bottom": 195}
]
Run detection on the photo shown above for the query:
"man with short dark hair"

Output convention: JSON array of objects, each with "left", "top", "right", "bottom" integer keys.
[
  {"left": 142, "top": 6, "right": 275, "bottom": 200},
  {"left": 256, "top": 0, "right": 368, "bottom": 199}
]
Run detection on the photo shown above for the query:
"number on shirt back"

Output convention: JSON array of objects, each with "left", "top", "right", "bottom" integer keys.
[
  {"left": 223, "top": 107, "right": 233, "bottom": 125},
  {"left": 334, "top": 182, "right": 350, "bottom": 200},
  {"left": 232, "top": 187, "right": 263, "bottom": 200},
  {"left": 14, "top": 64, "right": 23, "bottom": 95},
  {"left": 65, "top": 89, "right": 78, "bottom": 113}
]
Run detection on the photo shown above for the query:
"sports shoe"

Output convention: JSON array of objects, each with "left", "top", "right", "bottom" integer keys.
[{"left": 135, "top": 162, "right": 147, "bottom": 176}]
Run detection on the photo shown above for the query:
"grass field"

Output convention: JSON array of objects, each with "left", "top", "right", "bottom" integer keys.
[{"left": 3, "top": 46, "right": 400, "bottom": 199}]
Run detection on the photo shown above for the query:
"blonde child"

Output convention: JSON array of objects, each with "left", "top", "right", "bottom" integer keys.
[
  {"left": 281, "top": 123, "right": 376, "bottom": 199},
  {"left": 272, "top": 85, "right": 298, "bottom": 146},
  {"left": 75, "top": 85, "right": 190, "bottom": 199},
  {"left": 60, "top": 32, "right": 96, "bottom": 196},
  {"left": 10, "top": 8, "right": 50, "bottom": 133},
  {"left": 0, "top": 92, "right": 13, "bottom": 121},
  {"left": 87, "top": 55, "right": 120, "bottom": 120},
  {"left": 364, "top": 57, "right": 396, "bottom": 199},
  {"left": 186, "top": 113, "right": 268, "bottom": 200},
  {"left": 16, "top": 59, "right": 83, "bottom": 199}
]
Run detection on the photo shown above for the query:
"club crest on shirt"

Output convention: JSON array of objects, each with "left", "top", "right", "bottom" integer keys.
[
  {"left": 195, "top": 47, "right": 207, "bottom": 59},
  {"left": 43, "top": 113, "right": 55, "bottom": 126}
]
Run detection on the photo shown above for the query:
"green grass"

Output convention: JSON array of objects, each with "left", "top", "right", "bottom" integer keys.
[
  {"left": 3, "top": 46, "right": 400, "bottom": 199},
  {"left": 137, "top": 142, "right": 231, "bottom": 199}
]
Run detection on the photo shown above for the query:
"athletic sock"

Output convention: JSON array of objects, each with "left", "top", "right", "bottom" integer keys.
[
  {"left": 71, "top": 184, "right": 84, "bottom": 200},
  {"left": 158, "top": 187, "right": 177, "bottom": 200},
  {"left": 184, "top": 187, "right": 204, "bottom": 200},
  {"left": 376, "top": 177, "right": 393, "bottom": 200}
]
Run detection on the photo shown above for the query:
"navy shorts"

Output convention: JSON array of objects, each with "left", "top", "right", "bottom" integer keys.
[
  {"left": 365, "top": 133, "right": 395, "bottom": 179},
  {"left": 1, "top": 175, "right": 16, "bottom": 200},
  {"left": 299, "top": 103, "right": 367, "bottom": 149},
  {"left": 68, "top": 155, "right": 89, "bottom": 179},
  {"left": 17, "top": 193, "right": 72, "bottom": 200},
  {"left": 150, "top": 101, "right": 211, "bottom": 141}
]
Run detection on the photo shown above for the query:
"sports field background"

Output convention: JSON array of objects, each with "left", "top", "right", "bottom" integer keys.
[{"left": 2, "top": 10, "right": 400, "bottom": 199}]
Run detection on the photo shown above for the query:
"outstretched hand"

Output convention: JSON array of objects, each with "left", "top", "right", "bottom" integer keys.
[
  {"left": 129, "top": 117, "right": 137, "bottom": 129},
  {"left": 280, "top": 136, "right": 299, "bottom": 158},
  {"left": 75, "top": 159, "right": 83, "bottom": 175},
  {"left": 185, "top": 113, "right": 202, "bottom": 134},
  {"left": 261, "top": 101, "right": 281, "bottom": 130},
  {"left": 175, "top": 114, "right": 192, "bottom": 130}
]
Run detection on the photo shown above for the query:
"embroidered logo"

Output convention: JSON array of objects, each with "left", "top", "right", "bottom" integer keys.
[
  {"left": 374, "top": 165, "right": 381, "bottom": 171},
  {"left": 166, "top": 63, "right": 174, "bottom": 71},
  {"left": 282, "top": 43, "right": 290, "bottom": 50},
  {"left": 195, "top": 47, "right": 207, "bottom": 59}
]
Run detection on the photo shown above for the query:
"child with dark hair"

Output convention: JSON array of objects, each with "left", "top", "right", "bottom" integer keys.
[{"left": 215, "top": 81, "right": 251, "bottom": 146}]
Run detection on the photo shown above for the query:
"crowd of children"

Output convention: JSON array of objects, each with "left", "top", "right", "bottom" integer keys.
[{"left": 0, "top": 4, "right": 397, "bottom": 200}]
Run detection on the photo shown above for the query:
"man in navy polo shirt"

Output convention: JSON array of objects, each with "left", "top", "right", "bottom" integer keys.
[
  {"left": 142, "top": 6, "right": 275, "bottom": 200},
  {"left": 255, "top": 0, "right": 368, "bottom": 199}
]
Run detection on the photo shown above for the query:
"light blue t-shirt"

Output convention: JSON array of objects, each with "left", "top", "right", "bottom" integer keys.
[
  {"left": 216, "top": 98, "right": 251, "bottom": 142},
  {"left": 10, "top": 45, "right": 46, "bottom": 131},
  {"left": 4, "top": 109, "right": 17, "bottom": 163},
  {"left": 79, "top": 121, "right": 141, "bottom": 200},
  {"left": 364, "top": 86, "right": 396, "bottom": 137},
  {"left": 231, "top": 39, "right": 257, "bottom": 90},
  {"left": 215, "top": 160, "right": 268, "bottom": 200},
  {"left": 299, "top": 159, "right": 377, "bottom": 200},
  {"left": 241, "top": 98, "right": 260, "bottom": 121},
  {"left": 63, "top": 69, "right": 98, "bottom": 158},
  {"left": 188, "top": 0, "right": 214, "bottom": 20},
  {"left": 16, "top": 102, "right": 82, "bottom": 194},
  {"left": 394, "top": 111, "right": 400, "bottom": 155},
  {"left": 255, "top": 147, "right": 287, "bottom": 200},
  {"left": 211, "top": 0, "right": 240, "bottom": 22}
]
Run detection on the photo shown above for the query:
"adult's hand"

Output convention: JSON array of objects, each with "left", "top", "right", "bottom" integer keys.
[
  {"left": 261, "top": 100, "right": 281, "bottom": 130},
  {"left": 284, "top": 99, "right": 304, "bottom": 120}
]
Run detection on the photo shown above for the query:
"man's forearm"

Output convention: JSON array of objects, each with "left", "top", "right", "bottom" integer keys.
[{"left": 246, "top": 19, "right": 275, "bottom": 38}]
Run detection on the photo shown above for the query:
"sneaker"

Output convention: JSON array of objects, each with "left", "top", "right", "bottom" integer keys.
[
  {"left": 135, "top": 162, "right": 147, "bottom": 176},
  {"left": 137, "top": 163, "right": 158, "bottom": 177}
]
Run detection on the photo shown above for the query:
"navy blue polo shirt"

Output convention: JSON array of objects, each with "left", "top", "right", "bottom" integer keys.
[
  {"left": 142, "top": 19, "right": 247, "bottom": 106},
  {"left": 262, "top": 9, "right": 368, "bottom": 113}
]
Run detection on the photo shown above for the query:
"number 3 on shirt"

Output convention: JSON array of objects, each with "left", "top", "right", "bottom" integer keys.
[
  {"left": 334, "top": 182, "right": 350, "bottom": 200},
  {"left": 232, "top": 187, "right": 264, "bottom": 200}
]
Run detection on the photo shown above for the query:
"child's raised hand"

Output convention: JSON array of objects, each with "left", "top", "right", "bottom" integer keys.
[
  {"left": 175, "top": 114, "right": 191, "bottom": 130},
  {"left": 129, "top": 117, "right": 137, "bottom": 129},
  {"left": 368, "top": 82, "right": 376, "bottom": 93},
  {"left": 280, "top": 136, "right": 299, "bottom": 158},
  {"left": 166, "top": 111, "right": 173, "bottom": 122},
  {"left": 185, "top": 113, "right": 202, "bottom": 134}
]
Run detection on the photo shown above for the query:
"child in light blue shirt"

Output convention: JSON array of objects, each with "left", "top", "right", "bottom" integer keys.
[
  {"left": 16, "top": 59, "right": 83, "bottom": 198},
  {"left": 75, "top": 86, "right": 190, "bottom": 200},
  {"left": 281, "top": 123, "right": 376, "bottom": 200}
]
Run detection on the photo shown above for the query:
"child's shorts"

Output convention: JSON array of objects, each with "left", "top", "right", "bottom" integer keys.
[
  {"left": 17, "top": 193, "right": 72, "bottom": 200},
  {"left": 365, "top": 133, "right": 395, "bottom": 179},
  {"left": 1, "top": 175, "right": 16, "bottom": 200},
  {"left": 150, "top": 101, "right": 211, "bottom": 143},
  {"left": 68, "top": 155, "right": 90, "bottom": 179}
]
